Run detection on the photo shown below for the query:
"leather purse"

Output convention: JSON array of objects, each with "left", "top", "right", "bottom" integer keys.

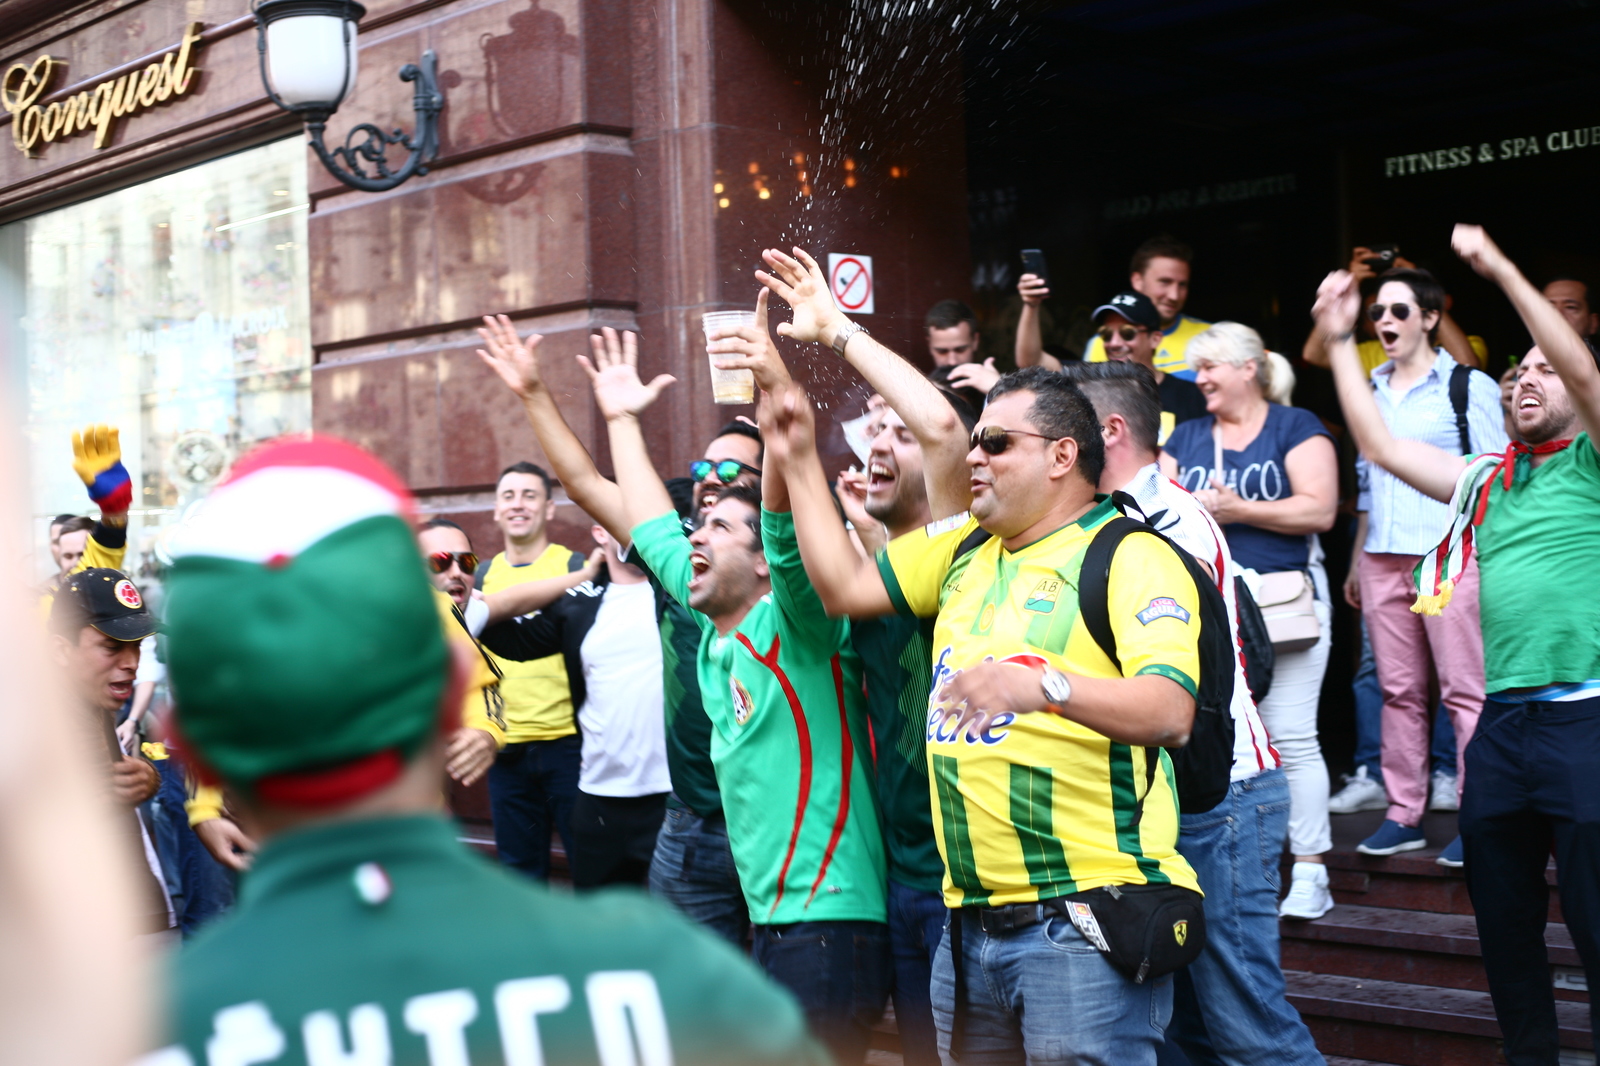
[{"left": 1252, "top": 569, "right": 1320, "bottom": 653}]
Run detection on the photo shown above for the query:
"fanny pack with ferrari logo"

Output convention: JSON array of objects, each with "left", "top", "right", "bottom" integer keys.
[{"left": 1061, "top": 882, "right": 1206, "bottom": 984}]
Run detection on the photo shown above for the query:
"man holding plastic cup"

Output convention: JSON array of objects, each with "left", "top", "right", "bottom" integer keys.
[{"left": 703, "top": 310, "right": 758, "bottom": 405}]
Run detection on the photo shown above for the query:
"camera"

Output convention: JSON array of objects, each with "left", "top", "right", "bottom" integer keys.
[{"left": 1363, "top": 243, "right": 1399, "bottom": 274}]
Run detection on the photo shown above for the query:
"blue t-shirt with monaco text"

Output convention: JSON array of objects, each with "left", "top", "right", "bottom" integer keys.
[{"left": 1164, "top": 403, "right": 1332, "bottom": 574}]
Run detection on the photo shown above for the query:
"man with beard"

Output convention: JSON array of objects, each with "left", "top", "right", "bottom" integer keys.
[
  {"left": 475, "top": 314, "right": 749, "bottom": 946},
  {"left": 555, "top": 327, "right": 889, "bottom": 1066},
  {"left": 712, "top": 273, "right": 977, "bottom": 1065},
  {"left": 1316, "top": 224, "right": 1600, "bottom": 1065}
]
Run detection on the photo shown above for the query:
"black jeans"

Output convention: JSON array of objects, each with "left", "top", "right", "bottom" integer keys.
[
  {"left": 1461, "top": 695, "right": 1600, "bottom": 1065},
  {"left": 487, "top": 735, "right": 581, "bottom": 880},
  {"left": 752, "top": 920, "right": 891, "bottom": 1066},
  {"left": 570, "top": 791, "right": 667, "bottom": 889}
]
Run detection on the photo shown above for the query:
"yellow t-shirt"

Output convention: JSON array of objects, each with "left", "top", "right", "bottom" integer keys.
[
  {"left": 876, "top": 500, "right": 1202, "bottom": 908},
  {"left": 481, "top": 545, "right": 582, "bottom": 742},
  {"left": 1086, "top": 314, "right": 1211, "bottom": 380},
  {"left": 434, "top": 589, "right": 507, "bottom": 745}
]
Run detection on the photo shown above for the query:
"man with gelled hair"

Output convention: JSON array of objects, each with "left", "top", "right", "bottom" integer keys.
[{"left": 146, "top": 435, "right": 826, "bottom": 1066}]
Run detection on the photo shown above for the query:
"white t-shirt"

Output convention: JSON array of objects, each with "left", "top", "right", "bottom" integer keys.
[
  {"left": 1120, "top": 463, "right": 1281, "bottom": 781},
  {"left": 576, "top": 580, "right": 671, "bottom": 797}
]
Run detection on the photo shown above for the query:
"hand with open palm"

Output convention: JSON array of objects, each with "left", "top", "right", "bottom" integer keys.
[
  {"left": 756, "top": 246, "right": 849, "bottom": 349},
  {"left": 578, "top": 326, "right": 676, "bottom": 421}
]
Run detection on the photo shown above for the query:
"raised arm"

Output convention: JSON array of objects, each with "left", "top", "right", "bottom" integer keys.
[
  {"left": 1314, "top": 271, "right": 1465, "bottom": 503},
  {"left": 477, "top": 315, "right": 630, "bottom": 541},
  {"left": 481, "top": 548, "right": 602, "bottom": 625},
  {"left": 1454, "top": 224, "right": 1600, "bottom": 449},
  {"left": 764, "top": 382, "right": 894, "bottom": 619},
  {"left": 578, "top": 329, "right": 678, "bottom": 532},
  {"left": 1015, "top": 272, "right": 1062, "bottom": 372},
  {"left": 756, "top": 247, "right": 972, "bottom": 519}
]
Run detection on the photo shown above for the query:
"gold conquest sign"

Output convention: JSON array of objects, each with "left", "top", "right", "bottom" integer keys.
[{"left": 2, "top": 23, "right": 203, "bottom": 156}]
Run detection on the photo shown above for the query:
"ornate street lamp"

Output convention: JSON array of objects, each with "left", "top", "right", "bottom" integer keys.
[{"left": 253, "top": 0, "right": 443, "bottom": 192}]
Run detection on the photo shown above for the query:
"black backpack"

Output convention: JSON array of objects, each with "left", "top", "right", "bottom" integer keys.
[
  {"left": 1232, "top": 576, "right": 1275, "bottom": 705},
  {"left": 1078, "top": 515, "right": 1237, "bottom": 815}
]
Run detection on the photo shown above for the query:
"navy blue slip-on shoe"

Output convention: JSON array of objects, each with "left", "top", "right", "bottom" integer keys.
[
  {"left": 1356, "top": 819, "right": 1428, "bottom": 856},
  {"left": 1436, "top": 835, "right": 1465, "bottom": 868}
]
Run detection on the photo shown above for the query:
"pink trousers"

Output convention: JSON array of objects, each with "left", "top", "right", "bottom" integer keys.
[{"left": 1359, "top": 551, "right": 1484, "bottom": 827}]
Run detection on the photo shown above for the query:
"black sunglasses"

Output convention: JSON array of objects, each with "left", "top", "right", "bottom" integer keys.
[
  {"left": 1367, "top": 302, "right": 1416, "bottom": 322},
  {"left": 427, "top": 551, "right": 479, "bottom": 575},
  {"left": 1096, "top": 325, "right": 1146, "bottom": 343},
  {"left": 690, "top": 459, "right": 761, "bottom": 484},
  {"left": 970, "top": 425, "right": 1062, "bottom": 455}
]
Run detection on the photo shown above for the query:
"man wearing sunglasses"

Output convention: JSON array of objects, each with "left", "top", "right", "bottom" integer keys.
[
  {"left": 769, "top": 361, "right": 1204, "bottom": 1065},
  {"left": 476, "top": 314, "right": 750, "bottom": 948},
  {"left": 1092, "top": 290, "right": 1207, "bottom": 445},
  {"left": 691, "top": 442, "right": 763, "bottom": 515}
]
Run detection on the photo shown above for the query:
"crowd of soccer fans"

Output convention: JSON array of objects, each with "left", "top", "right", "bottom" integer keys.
[{"left": 29, "top": 225, "right": 1600, "bottom": 1066}]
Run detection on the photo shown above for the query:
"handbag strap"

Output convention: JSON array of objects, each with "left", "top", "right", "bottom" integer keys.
[{"left": 1211, "top": 420, "right": 1225, "bottom": 486}]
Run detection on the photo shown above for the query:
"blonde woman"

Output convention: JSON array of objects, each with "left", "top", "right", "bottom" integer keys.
[{"left": 1159, "top": 321, "right": 1340, "bottom": 919}]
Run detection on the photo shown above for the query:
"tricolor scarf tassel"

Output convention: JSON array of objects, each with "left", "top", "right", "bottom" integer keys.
[{"left": 1410, "top": 439, "right": 1573, "bottom": 615}]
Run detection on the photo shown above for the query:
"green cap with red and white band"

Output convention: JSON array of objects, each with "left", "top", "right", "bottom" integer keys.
[{"left": 163, "top": 436, "right": 448, "bottom": 805}]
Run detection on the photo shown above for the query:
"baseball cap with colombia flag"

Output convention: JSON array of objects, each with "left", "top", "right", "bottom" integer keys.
[{"left": 162, "top": 436, "right": 450, "bottom": 806}]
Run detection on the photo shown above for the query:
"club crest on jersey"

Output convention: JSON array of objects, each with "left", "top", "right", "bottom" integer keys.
[
  {"left": 113, "top": 579, "right": 142, "bottom": 609},
  {"left": 730, "top": 677, "right": 754, "bottom": 725},
  {"left": 1136, "top": 597, "right": 1190, "bottom": 625},
  {"left": 1023, "top": 578, "right": 1062, "bottom": 614}
]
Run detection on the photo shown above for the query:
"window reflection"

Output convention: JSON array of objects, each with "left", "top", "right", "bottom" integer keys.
[{"left": 9, "top": 137, "right": 312, "bottom": 585}]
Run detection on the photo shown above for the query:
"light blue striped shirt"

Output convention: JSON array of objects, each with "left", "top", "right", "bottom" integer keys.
[{"left": 1357, "top": 348, "right": 1508, "bottom": 555}]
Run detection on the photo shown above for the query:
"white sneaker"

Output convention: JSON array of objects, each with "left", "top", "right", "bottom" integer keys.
[
  {"left": 1279, "top": 861, "right": 1334, "bottom": 920},
  {"left": 1328, "top": 766, "right": 1388, "bottom": 814},
  {"left": 1429, "top": 770, "right": 1460, "bottom": 812}
]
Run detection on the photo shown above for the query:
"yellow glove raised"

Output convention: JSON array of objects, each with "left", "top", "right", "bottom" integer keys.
[{"left": 70, "top": 424, "right": 132, "bottom": 513}]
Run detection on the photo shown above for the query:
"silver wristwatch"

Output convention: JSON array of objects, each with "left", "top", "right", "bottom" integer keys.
[
  {"left": 1040, "top": 668, "right": 1072, "bottom": 710},
  {"left": 830, "top": 320, "right": 868, "bottom": 357}
]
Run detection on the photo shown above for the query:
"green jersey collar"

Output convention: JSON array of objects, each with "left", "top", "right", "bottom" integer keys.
[
  {"left": 238, "top": 814, "right": 467, "bottom": 908},
  {"left": 1003, "top": 495, "right": 1117, "bottom": 554}
]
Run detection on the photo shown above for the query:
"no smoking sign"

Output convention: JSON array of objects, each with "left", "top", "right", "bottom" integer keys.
[{"left": 828, "top": 253, "right": 874, "bottom": 314}]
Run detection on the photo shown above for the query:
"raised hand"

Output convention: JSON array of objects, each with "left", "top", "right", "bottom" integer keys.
[
  {"left": 708, "top": 289, "right": 792, "bottom": 393},
  {"left": 758, "top": 381, "right": 819, "bottom": 470},
  {"left": 72, "top": 423, "right": 131, "bottom": 515},
  {"left": 1018, "top": 273, "right": 1050, "bottom": 306},
  {"left": 756, "top": 247, "right": 847, "bottom": 347},
  {"left": 476, "top": 314, "right": 545, "bottom": 399},
  {"left": 1312, "top": 270, "right": 1361, "bottom": 339},
  {"left": 577, "top": 326, "right": 675, "bottom": 422},
  {"left": 1452, "top": 224, "right": 1510, "bottom": 281}
]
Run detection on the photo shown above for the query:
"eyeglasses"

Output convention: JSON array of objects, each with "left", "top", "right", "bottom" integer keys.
[
  {"left": 1367, "top": 302, "right": 1416, "bottom": 322},
  {"left": 427, "top": 551, "right": 479, "bottom": 575},
  {"left": 690, "top": 459, "right": 761, "bottom": 484},
  {"left": 970, "top": 425, "right": 1063, "bottom": 455},
  {"left": 1097, "top": 326, "right": 1146, "bottom": 344}
]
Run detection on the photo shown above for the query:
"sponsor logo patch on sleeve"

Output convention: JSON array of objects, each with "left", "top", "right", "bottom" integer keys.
[{"left": 1136, "top": 597, "right": 1191, "bottom": 625}]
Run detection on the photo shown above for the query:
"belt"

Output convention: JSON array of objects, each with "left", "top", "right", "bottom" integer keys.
[{"left": 962, "top": 897, "right": 1068, "bottom": 936}]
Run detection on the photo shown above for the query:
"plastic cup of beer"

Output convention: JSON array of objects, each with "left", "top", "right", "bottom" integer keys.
[{"left": 702, "top": 310, "right": 757, "bottom": 405}]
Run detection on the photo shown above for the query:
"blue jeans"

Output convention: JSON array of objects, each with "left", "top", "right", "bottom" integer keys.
[
  {"left": 147, "top": 756, "right": 234, "bottom": 937},
  {"left": 1354, "top": 618, "right": 1457, "bottom": 779},
  {"left": 752, "top": 919, "right": 891, "bottom": 1066},
  {"left": 648, "top": 804, "right": 748, "bottom": 946},
  {"left": 1161, "top": 769, "right": 1322, "bottom": 1066},
  {"left": 932, "top": 908, "right": 1172, "bottom": 1065},
  {"left": 487, "top": 735, "right": 581, "bottom": 880},
  {"left": 888, "top": 880, "right": 947, "bottom": 1066}
]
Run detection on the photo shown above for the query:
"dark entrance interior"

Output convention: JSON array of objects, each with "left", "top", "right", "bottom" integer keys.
[{"left": 962, "top": 0, "right": 1600, "bottom": 771}]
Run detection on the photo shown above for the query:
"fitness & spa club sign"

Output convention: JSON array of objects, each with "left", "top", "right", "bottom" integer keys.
[{"left": 1, "top": 23, "right": 204, "bottom": 156}]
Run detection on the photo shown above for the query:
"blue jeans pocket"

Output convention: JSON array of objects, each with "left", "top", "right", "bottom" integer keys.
[{"left": 1040, "top": 915, "right": 1100, "bottom": 955}]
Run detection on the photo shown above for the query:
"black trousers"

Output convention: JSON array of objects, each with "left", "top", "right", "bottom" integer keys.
[
  {"left": 570, "top": 791, "right": 668, "bottom": 889},
  {"left": 1461, "top": 695, "right": 1600, "bottom": 1066}
]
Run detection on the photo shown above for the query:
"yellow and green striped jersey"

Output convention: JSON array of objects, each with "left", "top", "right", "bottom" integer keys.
[
  {"left": 1086, "top": 313, "right": 1210, "bottom": 381},
  {"left": 876, "top": 499, "right": 1202, "bottom": 908}
]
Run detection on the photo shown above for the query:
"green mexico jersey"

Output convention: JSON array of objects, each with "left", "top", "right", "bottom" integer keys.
[
  {"left": 853, "top": 613, "right": 945, "bottom": 892},
  {"left": 631, "top": 508, "right": 887, "bottom": 926},
  {"left": 154, "top": 815, "right": 825, "bottom": 1066}
]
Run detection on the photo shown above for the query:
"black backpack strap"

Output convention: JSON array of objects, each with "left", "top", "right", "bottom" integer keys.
[
  {"left": 1078, "top": 516, "right": 1166, "bottom": 827},
  {"left": 1449, "top": 363, "right": 1473, "bottom": 455},
  {"left": 953, "top": 523, "right": 993, "bottom": 563},
  {"left": 1077, "top": 516, "right": 1145, "bottom": 671}
]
